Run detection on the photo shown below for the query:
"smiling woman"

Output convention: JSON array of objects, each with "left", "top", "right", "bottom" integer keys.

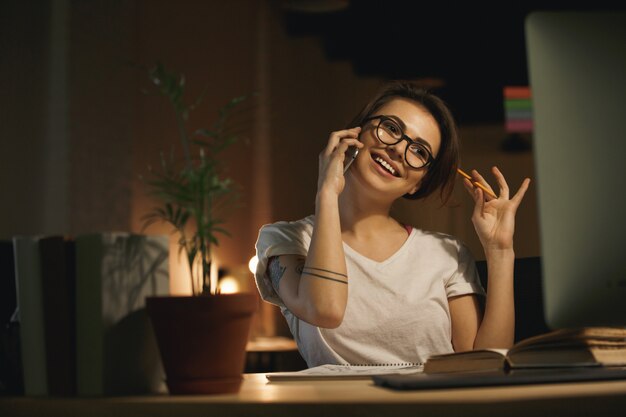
[
  {"left": 349, "top": 97, "right": 443, "bottom": 200},
  {"left": 253, "top": 81, "right": 530, "bottom": 368}
]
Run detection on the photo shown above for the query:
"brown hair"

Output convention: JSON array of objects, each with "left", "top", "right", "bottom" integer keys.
[{"left": 346, "top": 81, "right": 459, "bottom": 203}]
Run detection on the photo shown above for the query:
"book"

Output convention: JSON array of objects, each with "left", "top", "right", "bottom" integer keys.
[
  {"left": 0, "top": 240, "right": 16, "bottom": 328},
  {"left": 39, "top": 237, "right": 76, "bottom": 396},
  {"left": 12, "top": 236, "right": 76, "bottom": 396},
  {"left": 266, "top": 363, "right": 423, "bottom": 381},
  {"left": 424, "top": 327, "right": 626, "bottom": 374},
  {"left": 13, "top": 236, "right": 48, "bottom": 396},
  {"left": 75, "top": 233, "right": 169, "bottom": 396},
  {"left": 0, "top": 240, "right": 21, "bottom": 395}
]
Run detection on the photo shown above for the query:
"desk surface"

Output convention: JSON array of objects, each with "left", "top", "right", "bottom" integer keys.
[{"left": 2, "top": 373, "right": 626, "bottom": 417}]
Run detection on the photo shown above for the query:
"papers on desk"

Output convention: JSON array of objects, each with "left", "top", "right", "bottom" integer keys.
[{"left": 266, "top": 364, "right": 423, "bottom": 381}]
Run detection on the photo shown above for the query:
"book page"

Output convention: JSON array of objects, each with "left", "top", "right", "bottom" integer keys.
[{"left": 266, "top": 364, "right": 424, "bottom": 381}]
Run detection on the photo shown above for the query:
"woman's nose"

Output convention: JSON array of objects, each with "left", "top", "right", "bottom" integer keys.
[{"left": 386, "top": 140, "right": 406, "bottom": 161}]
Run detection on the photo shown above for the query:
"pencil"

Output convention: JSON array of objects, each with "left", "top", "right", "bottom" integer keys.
[{"left": 457, "top": 168, "right": 498, "bottom": 199}]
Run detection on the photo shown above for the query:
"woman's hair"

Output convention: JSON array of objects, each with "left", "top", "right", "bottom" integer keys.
[{"left": 346, "top": 81, "right": 459, "bottom": 204}]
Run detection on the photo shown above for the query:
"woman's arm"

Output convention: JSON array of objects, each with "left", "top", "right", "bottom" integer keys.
[
  {"left": 266, "top": 128, "right": 363, "bottom": 328},
  {"left": 449, "top": 294, "right": 482, "bottom": 351},
  {"left": 451, "top": 166, "right": 530, "bottom": 350}
]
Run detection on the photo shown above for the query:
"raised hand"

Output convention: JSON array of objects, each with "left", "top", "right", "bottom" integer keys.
[
  {"left": 317, "top": 127, "right": 364, "bottom": 197},
  {"left": 463, "top": 166, "right": 531, "bottom": 252}
]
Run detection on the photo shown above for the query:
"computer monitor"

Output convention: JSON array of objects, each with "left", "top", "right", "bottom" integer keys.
[{"left": 525, "top": 12, "right": 626, "bottom": 329}]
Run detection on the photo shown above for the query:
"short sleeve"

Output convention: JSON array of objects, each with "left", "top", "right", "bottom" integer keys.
[
  {"left": 254, "top": 218, "right": 313, "bottom": 307},
  {"left": 445, "top": 241, "right": 486, "bottom": 298}
]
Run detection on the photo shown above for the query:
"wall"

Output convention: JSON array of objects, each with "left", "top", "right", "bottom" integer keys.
[
  {"left": 69, "top": 0, "right": 137, "bottom": 234},
  {"left": 0, "top": 1, "right": 50, "bottom": 237}
]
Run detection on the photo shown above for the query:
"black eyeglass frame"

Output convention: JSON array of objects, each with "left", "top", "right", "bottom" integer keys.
[{"left": 361, "top": 115, "right": 435, "bottom": 169}]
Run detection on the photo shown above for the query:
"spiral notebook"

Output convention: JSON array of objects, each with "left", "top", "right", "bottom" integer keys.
[{"left": 266, "top": 363, "right": 423, "bottom": 381}]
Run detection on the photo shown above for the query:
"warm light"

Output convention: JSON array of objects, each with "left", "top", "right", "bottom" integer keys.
[
  {"left": 248, "top": 256, "right": 258, "bottom": 274},
  {"left": 210, "top": 255, "right": 219, "bottom": 294},
  {"left": 218, "top": 276, "right": 240, "bottom": 294}
]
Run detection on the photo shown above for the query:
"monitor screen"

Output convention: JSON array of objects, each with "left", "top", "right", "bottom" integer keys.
[{"left": 525, "top": 12, "right": 626, "bottom": 329}]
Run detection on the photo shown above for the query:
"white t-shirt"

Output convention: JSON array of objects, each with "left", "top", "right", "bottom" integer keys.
[{"left": 254, "top": 215, "right": 485, "bottom": 367}]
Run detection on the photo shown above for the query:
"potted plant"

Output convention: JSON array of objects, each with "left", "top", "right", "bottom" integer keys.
[{"left": 141, "top": 63, "right": 256, "bottom": 395}]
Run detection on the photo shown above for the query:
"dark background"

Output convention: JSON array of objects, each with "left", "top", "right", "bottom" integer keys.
[{"left": 283, "top": 1, "right": 624, "bottom": 124}]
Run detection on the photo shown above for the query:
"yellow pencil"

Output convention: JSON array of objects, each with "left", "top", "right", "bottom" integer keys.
[{"left": 457, "top": 168, "right": 498, "bottom": 199}]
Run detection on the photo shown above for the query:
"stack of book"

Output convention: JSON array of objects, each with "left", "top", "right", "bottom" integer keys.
[
  {"left": 11, "top": 233, "right": 169, "bottom": 397},
  {"left": 424, "top": 327, "right": 626, "bottom": 374}
]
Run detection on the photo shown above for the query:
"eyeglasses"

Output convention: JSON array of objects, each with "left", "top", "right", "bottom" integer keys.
[{"left": 362, "top": 115, "right": 435, "bottom": 169}]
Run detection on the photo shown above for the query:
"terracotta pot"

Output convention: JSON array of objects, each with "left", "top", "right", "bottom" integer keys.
[{"left": 146, "top": 293, "right": 256, "bottom": 395}]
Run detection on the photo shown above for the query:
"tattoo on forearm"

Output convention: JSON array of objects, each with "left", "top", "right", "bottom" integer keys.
[
  {"left": 268, "top": 257, "right": 348, "bottom": 291},
  {"left": 301, "top": 271, "right": 348, "bottom": 284},
  {"left": 298, "top": 264, "right": 348, "bottom": 284},
  {"left": 302, "top": 266, "right": 347, "bottom": 278},
  {"left": 268, "top": 257, "right": 286, "bottom": 292}
]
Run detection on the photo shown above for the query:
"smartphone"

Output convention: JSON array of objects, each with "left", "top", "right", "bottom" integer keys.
[{"left": 343, "top": 146, "right": 359, "bottom": 173}]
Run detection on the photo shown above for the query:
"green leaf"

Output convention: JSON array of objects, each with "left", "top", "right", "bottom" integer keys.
[
  {"left": 212, "top": 227, "right": 231, "bottom": 236},
  {"left": 188, "top": 85, "right": 208, "bottom": 112}
]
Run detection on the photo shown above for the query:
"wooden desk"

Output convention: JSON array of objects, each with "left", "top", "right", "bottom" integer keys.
[
  {"left": 245, "top": 336, "right": 306, "bottom": 372},
  {"left": 2, "top": 373, "right": 626, "bottom": 417}
]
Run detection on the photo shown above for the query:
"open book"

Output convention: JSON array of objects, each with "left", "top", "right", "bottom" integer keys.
[
  {"left": 424, "top": 327, "right": 626, "bottom": 374},
  {"left": 266, "top": 363, "right": 423, "bottom": 381}
]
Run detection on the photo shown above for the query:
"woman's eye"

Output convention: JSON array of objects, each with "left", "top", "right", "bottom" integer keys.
[
  {"left": 382, "top": 121, "right": 401, "bottom": 135},
  {"left": 410, "top": 145, "right": 429, "bottom": 160}
]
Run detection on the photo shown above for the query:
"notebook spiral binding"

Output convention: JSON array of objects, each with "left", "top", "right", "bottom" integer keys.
[{"left": 343, "top": 362, "right": 423, "bottom": 367}]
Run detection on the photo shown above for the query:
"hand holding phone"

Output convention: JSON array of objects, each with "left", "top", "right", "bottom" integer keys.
[
  {"left": 343, "top": 146, "right": 359, "bottom": 173},
  {"left": 318, "top": 127, "right": 361, "bottom": 197}
]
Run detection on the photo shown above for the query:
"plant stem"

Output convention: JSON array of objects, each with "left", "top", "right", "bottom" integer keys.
[
  {"left": 205, "top": 190, "right": 213, "bottom": 294},
  {"left": 174, "top": 102, "right": 198, "bottom": 294}
]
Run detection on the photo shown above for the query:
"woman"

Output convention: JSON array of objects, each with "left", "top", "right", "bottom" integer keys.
[{"left": 254, "top": 81, "right": 530, "bottom": 367}]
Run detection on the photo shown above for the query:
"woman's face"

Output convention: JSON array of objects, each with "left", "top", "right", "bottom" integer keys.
[{"left": 352, "top": 97, "right": 442, "bottom": 198}]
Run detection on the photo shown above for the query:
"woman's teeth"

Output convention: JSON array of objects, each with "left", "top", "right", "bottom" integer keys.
[{"left": 374, "top": 156, "right": 396, "bottom": 176}]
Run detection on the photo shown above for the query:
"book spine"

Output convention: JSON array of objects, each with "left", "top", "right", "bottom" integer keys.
[
  {"left": 76, "top": 234, "right": 104, "bottom": 396},
  {"left": 0, "top": 240, "right": 21, "bottom": 395},
  {"left": 13, "top": 236, "right": 48, "bottom": 396},
  {"left": 0, "top": 241, "right": 17, "bottom": 328},
  {"left": 39, "top": 237, "right": 76, "bottom": 396}
]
